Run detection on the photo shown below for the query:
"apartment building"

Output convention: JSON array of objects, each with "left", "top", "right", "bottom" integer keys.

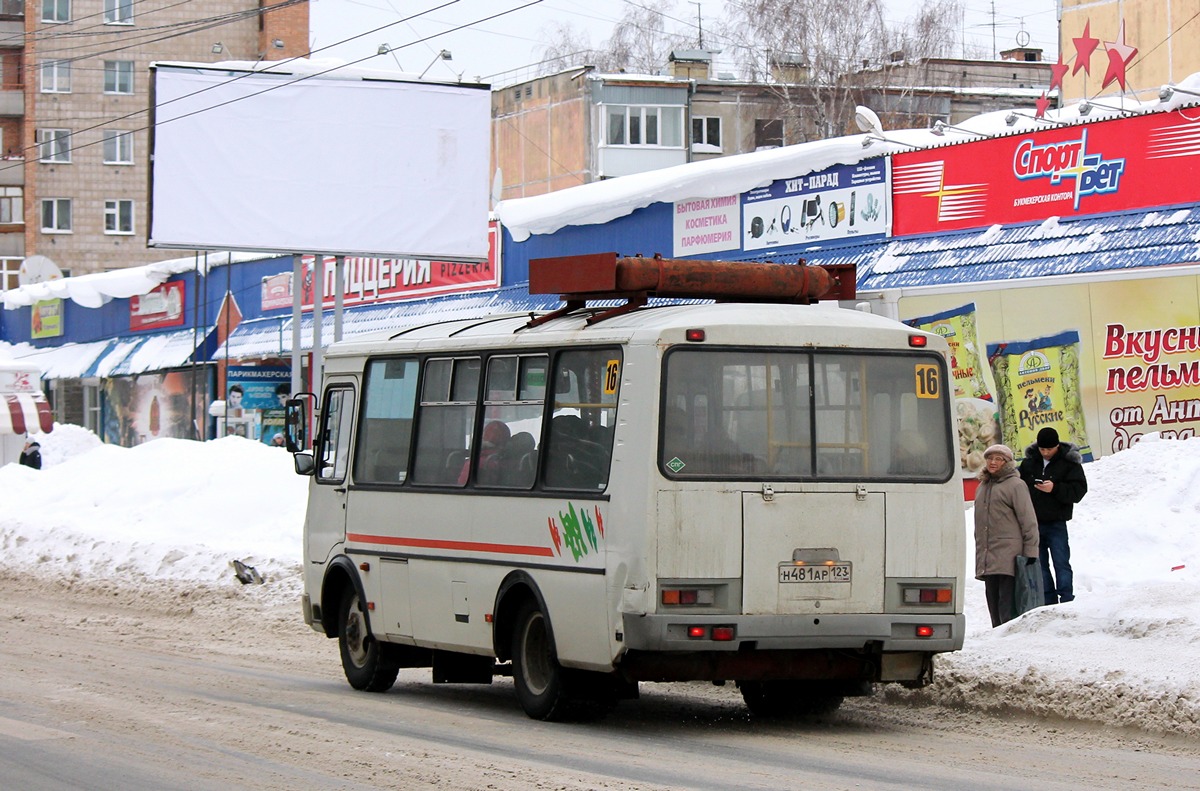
[
  {"left": 492, "top": 49, "right": 1051, "bottom": 202},
  {"left": 0, "top": 0, "right": 309, "bottom": 288}
]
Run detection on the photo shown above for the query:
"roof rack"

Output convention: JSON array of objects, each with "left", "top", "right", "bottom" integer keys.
[{"left": 526, "top": 253, "right": 856, "bottom": 326}]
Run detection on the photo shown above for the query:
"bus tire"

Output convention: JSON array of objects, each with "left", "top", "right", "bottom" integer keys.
[
  {"left": 511, "top": 600, "right": 573, "bottom": 721},
  {"left": 338, "top": 587, "right": 399, "bottom": 692},
  {"left": 739, "top": 680, "right": 844, "bottom": 717}
]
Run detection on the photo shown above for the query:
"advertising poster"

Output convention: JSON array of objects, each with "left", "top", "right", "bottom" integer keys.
[
  {"left": 130, "top": 281, "right": 185, "bottom": 331},
  {"left": 672, "top": 195, "right": 740, "bottom": 257},
  {"left": 987, "top": 331, "right": 1093, "bottom": 461},
  {"left": 31, "top": 299, "right": 63, "bottom": 339},
  {"left": 741, "top": 161, "right": 887, "bottom": 251},
  {"left": 1092, "top": 278, "right": 1200, "bottom": 452},
  {"left": 892, "top": 110, "right": 1200, "bottom": 236},
  {"left": 103, "top": 369, "right": 207, "bottom": 446},
  {"left": 905, "top": 303, "right": 998, "bottom": 475},
  {"left": 226, "top": 366, "right": 290, "bottom": 444}
]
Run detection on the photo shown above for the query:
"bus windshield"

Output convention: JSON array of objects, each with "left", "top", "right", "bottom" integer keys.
[{"left": 661, "top": 348, "right": 954, "bottom": 480}]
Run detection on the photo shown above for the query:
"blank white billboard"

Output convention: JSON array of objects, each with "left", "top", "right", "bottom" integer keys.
[{"left": 149, "top": 62, "right": 490, "bottom": 261}]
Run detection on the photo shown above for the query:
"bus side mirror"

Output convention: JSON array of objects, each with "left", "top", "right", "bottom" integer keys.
[
  {"left": 293, "top": 452, "right": 315, "bottom": 476},
  {"left": 284, "top": 393, "right": 315, "bottom": 452}
]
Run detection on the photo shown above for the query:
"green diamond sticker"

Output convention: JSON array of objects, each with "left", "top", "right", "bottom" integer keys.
[{"left": 666, "top": 457, "right": 687, "bottom": 473}]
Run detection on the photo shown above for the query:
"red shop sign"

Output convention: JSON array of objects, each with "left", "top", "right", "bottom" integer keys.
[{"left": 892, "top": 109, "right": 1200, "bottom": 236}]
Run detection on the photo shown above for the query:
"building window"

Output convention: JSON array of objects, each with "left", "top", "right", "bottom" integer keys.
[
  {"left": 41, "top": 198, "right": 72, "bottom": 232},
  {"left": 754, "top": 119, "right": 783, "bottom": 149},
  {"left": 103, "top": 0, "right": 132, "bottom": 23},
  {"left": 605, "top": 105, "right": 684, "bottom": 147},
  {"left": 41, "top": 0, "right": 69, "bottom": 23},
  {"left": 104, "top": 61, "right": 134, "bottom": 94},
  {"left": 0, "top": 187, "right": 22, "bottom": 224},
  {"left": 692, "top": 116, "right": 721, "bottom": 150},
  {"left": 36, "top": 128, "right": 72, "bottom": 163},
  {"left": 39, "top": 60, "right": 71, "bottom": 93},
  {"left": 102, "top": 130, "right": 133, "bottom": 164},
  {"left": 104, "top": 199, "right": 134, "bottom": 234},
  {"left": 0, "top": 257, "right": 20, "bottom": 291}
]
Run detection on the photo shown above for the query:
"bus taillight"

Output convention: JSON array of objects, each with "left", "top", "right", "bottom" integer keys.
[
  {"left": 903, "top": 586, "right": 953, "bottom": 604},
  {"left": 662, "top": 587, "right": 715, "bottom": 606},
  {"left": 915, "top": 625, "right": 935, "bottom": 638}
]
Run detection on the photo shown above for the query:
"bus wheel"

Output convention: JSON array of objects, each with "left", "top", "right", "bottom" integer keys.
[
  {"left": 739, "top": 680, "right": 844, "bottom": 717},
  {"left": 338, "top": 588, "right": 399, "bottom": 693},
  {"left": 511, "top": 600, "right": 572, "bottom": 720}
]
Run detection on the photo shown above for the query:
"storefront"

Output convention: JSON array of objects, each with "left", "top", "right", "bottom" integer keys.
[{"left": 494, "top": 86, "right": 1200, "bottom": 491}]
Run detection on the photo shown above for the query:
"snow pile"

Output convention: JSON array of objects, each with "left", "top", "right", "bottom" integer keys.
[
  {"left": 0, "top": 434, "right": 306, "bottom": 586},
  {"left": 1, "top": 428, "right": 1197, "bottom": 733}
]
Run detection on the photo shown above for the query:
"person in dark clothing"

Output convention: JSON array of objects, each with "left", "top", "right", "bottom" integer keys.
[
  {"left": 1018, "top": 427, "right": 1088, "bottom": 605},
  {"left": 19, "top": 439, "right": 42, "bottom": 469}
]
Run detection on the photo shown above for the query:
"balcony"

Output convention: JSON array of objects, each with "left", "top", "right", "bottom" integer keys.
[
  {"left": 0, "top": 88, "right": 21, "bottom": 117},
  {"left": 0, "top": 1, "right": 24, "bottom": 21}
]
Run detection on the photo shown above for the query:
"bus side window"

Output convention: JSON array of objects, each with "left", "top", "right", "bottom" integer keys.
[
  {"left": 543, "top": 349, "right": 619, "bottom": 491},
  {"left": 353, "top": 358, "right": 417, "bottom": 484},
  {"left": 411, "top": 357, "right": 479, "bottom": 485}
]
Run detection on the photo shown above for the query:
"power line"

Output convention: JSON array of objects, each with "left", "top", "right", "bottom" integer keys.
[{"left": 6, "top": 1, "right": 542, "bottom": 173}]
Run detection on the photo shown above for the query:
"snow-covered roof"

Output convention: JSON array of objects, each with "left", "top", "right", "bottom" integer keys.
[
  {"left": 1, "top": 251, "right": 269, "bottom": 310},
  {"left": 802, "top": 207, "right": 1200, "bottom": 292},
  {"left": 496, "top": 73, "right": 1200, "bottom": 242}
]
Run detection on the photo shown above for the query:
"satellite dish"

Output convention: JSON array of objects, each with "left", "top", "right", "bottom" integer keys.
[
  {"left": 855, "top": 105, "right": 883, "bottom": 136},
  {"left": 18, "top": 255, "right": 63, "bottom": 286}
]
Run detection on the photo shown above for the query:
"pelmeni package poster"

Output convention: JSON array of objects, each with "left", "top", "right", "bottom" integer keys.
[
  {"left": 987, "top": 330, "right": 1093, "bottom": 461},
  {"left": 905, "top": 303, "right": 998, "bottom": 474}
]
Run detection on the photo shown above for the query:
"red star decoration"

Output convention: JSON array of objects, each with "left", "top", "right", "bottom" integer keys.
[
  {"left": 1072, "top": 20, "right": 1100, "bottom": 76},
  {"left": 1049, "top": 56, "right": 1069, "bottom": 92},
  {"left": 1101, "top": 20, "right": 1139, "bottom": 91},
  {"left": 1035, "top": 92, "right": 1051, "bottom": 118}
]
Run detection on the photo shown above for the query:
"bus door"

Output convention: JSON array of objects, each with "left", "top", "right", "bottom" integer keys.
[{"left": 306, "top": 383, "right": 356, "bottom": 565}]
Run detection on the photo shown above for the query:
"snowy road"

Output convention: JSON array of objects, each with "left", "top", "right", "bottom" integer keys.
[{"left": 1, "top": 572, "right": 1196, "bottom": 791}]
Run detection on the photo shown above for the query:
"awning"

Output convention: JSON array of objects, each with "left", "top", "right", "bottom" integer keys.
[
  {"left": 4, "top": 339, "right": 116, "bottom": 380},
  {"left": 86, "top": 326, "right": 217, "bottom": 377},
  {"left": 215, "top": 286, "right": 564, "bottom": 359},
  {"left": 6, "top": 327, "right": 216, "bottom": 381},
  {"left": 800, "top": 205, "right": 1200, "bottom": 292},
  {"left": 1, "top": 392, "right": 53, "bottom": 435}
]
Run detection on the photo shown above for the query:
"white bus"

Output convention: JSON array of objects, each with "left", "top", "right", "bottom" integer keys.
[{"left": 287, "top": 256, "right": 965, "bottom": 721}]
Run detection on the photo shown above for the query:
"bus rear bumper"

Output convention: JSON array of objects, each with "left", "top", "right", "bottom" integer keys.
[
  {"left": 616, "top": 612, "right": 962, "bottom": 684},
  {"left": 623, "top": 612, "right": 963, "bottom": 653}
]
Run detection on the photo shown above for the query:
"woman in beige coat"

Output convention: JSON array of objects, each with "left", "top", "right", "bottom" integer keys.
[{"left": 974, "top": 444, "right": 1039, "bottom": 627}]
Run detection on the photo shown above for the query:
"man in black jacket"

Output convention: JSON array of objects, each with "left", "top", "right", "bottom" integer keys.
[{"left": 1019, "top": 427, "right": 1088, "bottom": 605}]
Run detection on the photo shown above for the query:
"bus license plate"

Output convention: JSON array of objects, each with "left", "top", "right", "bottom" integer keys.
[{"left": 778, "top": 563, "right": 852, "bottom": 583}]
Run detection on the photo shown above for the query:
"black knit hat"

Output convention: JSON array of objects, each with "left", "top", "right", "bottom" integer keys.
[{"left": 1037, "top": 427, "right": 1060, "bottom": 448}]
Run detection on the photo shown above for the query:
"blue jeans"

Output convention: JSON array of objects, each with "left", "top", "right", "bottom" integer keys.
[{"left": 1039, "top": 521, "right": 1074, "bottom": 605}]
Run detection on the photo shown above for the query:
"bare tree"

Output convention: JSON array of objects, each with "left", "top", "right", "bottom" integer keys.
[
  {"left": 535, "top": 21, "right": 601, "bottom": 76},
  {"left": 602, "top": 3, "right": 692, "bottom": 74},
  {"left": 536, "top": 3, "right": 693, "bottom": 76},
  {"left": 715, "top": 0, "right": 965, "bottom": 138}
]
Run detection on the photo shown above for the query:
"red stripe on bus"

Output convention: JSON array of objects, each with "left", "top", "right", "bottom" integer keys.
[{"left": 347, "top": 533, "right": 556, "bottom": 557}]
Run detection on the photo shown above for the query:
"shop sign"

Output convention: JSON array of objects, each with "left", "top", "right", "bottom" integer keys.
[
  {"left": 291, "top": 221, "right": 502, "bottom": 311},
  {"left": 130, "top": 281, "right": 185, "bottom": 331},
  {"left": 0, "top": 368, "right": 37, "bottom": 393},
  {"left": 31, "top": 299, "right": 63, "bottom": 339},
  {"left": 261, "top": 272, "right": 292, "bottom": 311},
  {"left": 892, "top": 110, "right": 1200, "bottom": 236},
  {"left": 740, "top": 161, "right": 888, "bottom": 252}
]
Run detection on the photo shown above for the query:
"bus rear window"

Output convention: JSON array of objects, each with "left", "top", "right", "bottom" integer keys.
[{"left": 661, "top": 349, "right": 953, "bottom": 481}]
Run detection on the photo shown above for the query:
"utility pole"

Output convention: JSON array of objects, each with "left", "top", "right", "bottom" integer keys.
[{"left": 689, "top": 1, "right": 703, "bottom": 49}]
